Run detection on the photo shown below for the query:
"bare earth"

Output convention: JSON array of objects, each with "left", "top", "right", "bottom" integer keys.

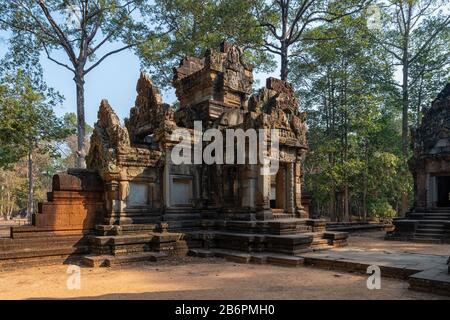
[
  {"left": 348, "top": 231, "right": 450, "bottom": 256},
  {"left": 0, "top": 257, "right": 445, "bottom": 300},
  {"left": 0, "top": 231, "right": 449, "bottom": 300}
]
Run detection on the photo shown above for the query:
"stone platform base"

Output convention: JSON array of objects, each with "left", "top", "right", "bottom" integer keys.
[
  {"left": 183, "top": 218, "right": 348, "bottom": 256},
  {"left": 189, "top": 248, "right": 306, "bottom": 267},
  {"left": 82, "top": 251, "right": 168, "bottom": 267},
  {"left": 386, "top": 209, "right": 450, "bottom": 243},
  {"left": 0, "top": 218, "right": 349, "bottom": 270},
  {"left": 0, "top": 227, "right": 92, "bottom": 271},
  {"left": 327, "top": 221, "right": 393, "bottom": 233},
  {"left": 409, "top": 267, "right": 450, "bottom": 297},
  {"left": 297, "top": 249, "right": 450, "bottom": 296},
  {"left": 80, "top": 223, "right": 189, "bottom": 268}
]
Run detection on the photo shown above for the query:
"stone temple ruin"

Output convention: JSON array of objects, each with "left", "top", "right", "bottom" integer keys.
[
  {"left": 387, "top": 84, "right": 450, "bottom": 245},
  {"left": 0, "top": 43, "right": 348, "bottom": 268}
]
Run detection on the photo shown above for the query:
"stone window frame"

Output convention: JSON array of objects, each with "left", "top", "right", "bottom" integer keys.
[{"left": 169, "top": 174, "right": 195, "bottom": 208}]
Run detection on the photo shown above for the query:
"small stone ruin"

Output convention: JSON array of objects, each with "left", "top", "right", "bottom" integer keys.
[
  {"left": 387, "top": 84, "right": 450, "bottom": 245},
  {"left": 0, "top": 43, "right": 348, "bottom": 269}
]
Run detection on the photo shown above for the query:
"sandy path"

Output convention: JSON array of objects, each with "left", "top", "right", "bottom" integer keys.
[
  {"left": 347, "top": 231, "right": 450, "bottom": 256},
  {"left": 0, "top": 256, "right": 447, "bottom": 300}
]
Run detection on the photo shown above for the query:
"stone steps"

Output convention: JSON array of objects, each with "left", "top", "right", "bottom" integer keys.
[
  {"left": 413, "top": 220, "right": 447, "bottom": 242},
  {"left": 408, "top": 268, "right": 450, "bottom": 297},
  {"left": 96, "top": 224, "right": 158, "bottom": 236},
  {"left": 413, "top": 233, "right": 444, "bottom": 238},
  {"left": 415, "top": 229, "right": 445, "bottom": 234},
  {"left": 162, "top": 213, "right": 202, "bottom": 221},
  {"left": 11, "top": 229, "right": 92, "bottom": 239},
  {"left": 410, "top": 237, "right": 444, "bottom": 244},
  {"left": 82, "top": 251, "right": 168, "bottom": 268},
  {"left": 409, "top": 211, "right": 450, "bottom": 215},
  {"left": 0, "top": 245, "right": 90, "bottom": 260},
  {"left": 0, "top": 236, "right": 89, "bottom": 251},
  {"left": 185, "top": 229, "right": 347, "bottom": 256},
  {"left": 409, "top": 213, "right": 450, "bottom": 220},
  {"left": 273, "top": 213, "right": 296, "bottom": 220},
  {"left": 0, "top": 254, "right": 83, "bottom": 271},
  {"left": 311, "top": 244, "right": 335, "bottom": 251},
  {"left": 85, "top": 230, "right": 187, "bottom": 266},
  {"left": 417, "top": 223, "right": 445, "bottom": 228},
  {"left": 188, "top": 248, "right": 305, "bottom": 267}
]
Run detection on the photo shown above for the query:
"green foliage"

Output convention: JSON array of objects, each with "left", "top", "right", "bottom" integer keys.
[
  {"left": 63, "top": 112, "right": 93, "bottom": 135},
  {"left": 0, "top": 69, "right": 73, "bottom": 168},
  {"left": 293, "top": 12, "right": 411, "bottom": 220},
  {"left": 368, "top": 199, "right": 397, "bottom": 219},
  {"left": 0, "top": 1, "right": 158, "bottom": 166},
  {"left": 138, "top": 0, "right": 274, "bottom": 88}
]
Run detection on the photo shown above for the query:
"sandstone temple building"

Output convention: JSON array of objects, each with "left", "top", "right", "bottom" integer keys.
[
  {"left": 0, "top": 43, "right": 348, "bottom": 268},
  {"left": 387, "top": 84, "right": 450, "bottom": 244}
]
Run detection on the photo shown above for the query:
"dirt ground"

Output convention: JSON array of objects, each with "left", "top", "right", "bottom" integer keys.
[
  {"left": 0, "top": 256, "right": 447, "bottom": 300},
  {"left": 0, "top": 231, "right": 449, "bottom": 300},
  {"left": 348, "top": 231, "right": 450, "bottom": 255}
]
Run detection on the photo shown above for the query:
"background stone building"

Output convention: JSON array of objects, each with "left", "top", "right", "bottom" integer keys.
[{"left": 387, "top": 84, "right": 450, "bottom": 243}]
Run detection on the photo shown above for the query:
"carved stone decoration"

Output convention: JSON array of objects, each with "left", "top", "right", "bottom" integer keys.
[
  {"left": 86, "top": 99, "right": 130, "bottom": 174},
  {"left": 173, "top": 41, "right": 254, "bottom": 128},
  {"left": 248, "top": 77, "right": 307, "bottom": 149},
  {"left": 125, "top": 72, "right": 177, "bottom": 146}
]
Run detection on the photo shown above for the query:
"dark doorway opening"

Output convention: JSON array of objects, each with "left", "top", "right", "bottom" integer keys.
[
  {"left": 269, "top": 164, "right": 287, "bottom": 211},
  {"left": 437, "top": 176, "right": 450, "bottom": 207}
]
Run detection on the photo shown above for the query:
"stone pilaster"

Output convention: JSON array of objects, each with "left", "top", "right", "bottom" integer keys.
[
  {"left": 287, "top": 162, "right": 295, "bottom": 214},
  {"left": 241, "top": 164, "right": 258, "bottom": 209},
  {"left": 256, "top": 165, "right": 273, "bottom": 220},
  {"left": 294, "top": 162, "right": 306, "bottom": 218}
]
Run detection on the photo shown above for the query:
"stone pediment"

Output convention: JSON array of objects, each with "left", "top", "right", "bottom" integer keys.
[
  {"left": 173, "top": 42, "right": 253, "bottom": 111},
  {"left": 125, "top": 72, "right": 177, "bottom": 144},
  {"left": 413, "top": 84, "right": 450, "bottom": 156}
]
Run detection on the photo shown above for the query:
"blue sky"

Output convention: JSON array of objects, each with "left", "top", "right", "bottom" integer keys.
[{"left": 0, "top": 35, "right": 279, "bottom": 126}]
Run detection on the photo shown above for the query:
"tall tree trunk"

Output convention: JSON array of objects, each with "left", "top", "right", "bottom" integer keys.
[
  {"left": 400, "top": 56, "right": 410, "bottom": 216},
  {"left": 6, "top": 190, "right": 11, "bottom": 220},
  {"left": 330, "top": 187, "right": 336, "bottom": 222},
  {"left": 0, "top": 193, "right": 4, "bottom": 220},
  {"left": 363, "top": 139, "right": 368, "bottom": 222},
  {"left": 27, "top": 140, "right": 34, "bottom": 223},
  {"left": 74, "top": 71, "right": 86, "bottom": 168},
  {"left": 279, "top": 1, "right": 289, "bottom": 81},
  {"left": 342, "top": 67, "right": 349, "bottom": 222},
  {"left": 343, "top": 186, "right": 350, "bottom": 222},
  {"left": 280, "top": 40, "right": 289, "bottom": 81}
]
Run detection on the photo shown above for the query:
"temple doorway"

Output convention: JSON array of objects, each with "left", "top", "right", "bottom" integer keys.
[
  {"left": 437, "top": 176, "right": 450, "bottom": 207},
  {"left": 270, "top": 164, "right": 287, "bottom": 212}
]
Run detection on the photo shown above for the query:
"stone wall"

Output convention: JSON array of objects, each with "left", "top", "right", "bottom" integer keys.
[
  {"left": 410, "top": 84, "right": 450, "bottom": 210},
  {"left": 32, "top": 169, "right": 104, "bottom": 231}
]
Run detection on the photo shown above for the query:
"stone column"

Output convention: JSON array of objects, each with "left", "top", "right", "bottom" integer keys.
[
  {"left": 163, "top": 156, "right": 171, "bottom": 208},
  {"left": 432, "top": 176, "right": 438, "bottom": 207},
  {"left": 241, "top": 164, "right": 257, "bottom": 209},
  {"left": 104, "top": 180, "right": 120, "bottom": 224},
  {"left": 425, "top": 174, "right": 438, "bottom": 209},
  {"left": 255, "top": 164, "right": 273, "bottom": 220},
  {"left": 294, "top": 161, "right": 306, "bottom": 218},
  {"left": 286, "top": 162, "right": 295, "bottom": 214}
]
